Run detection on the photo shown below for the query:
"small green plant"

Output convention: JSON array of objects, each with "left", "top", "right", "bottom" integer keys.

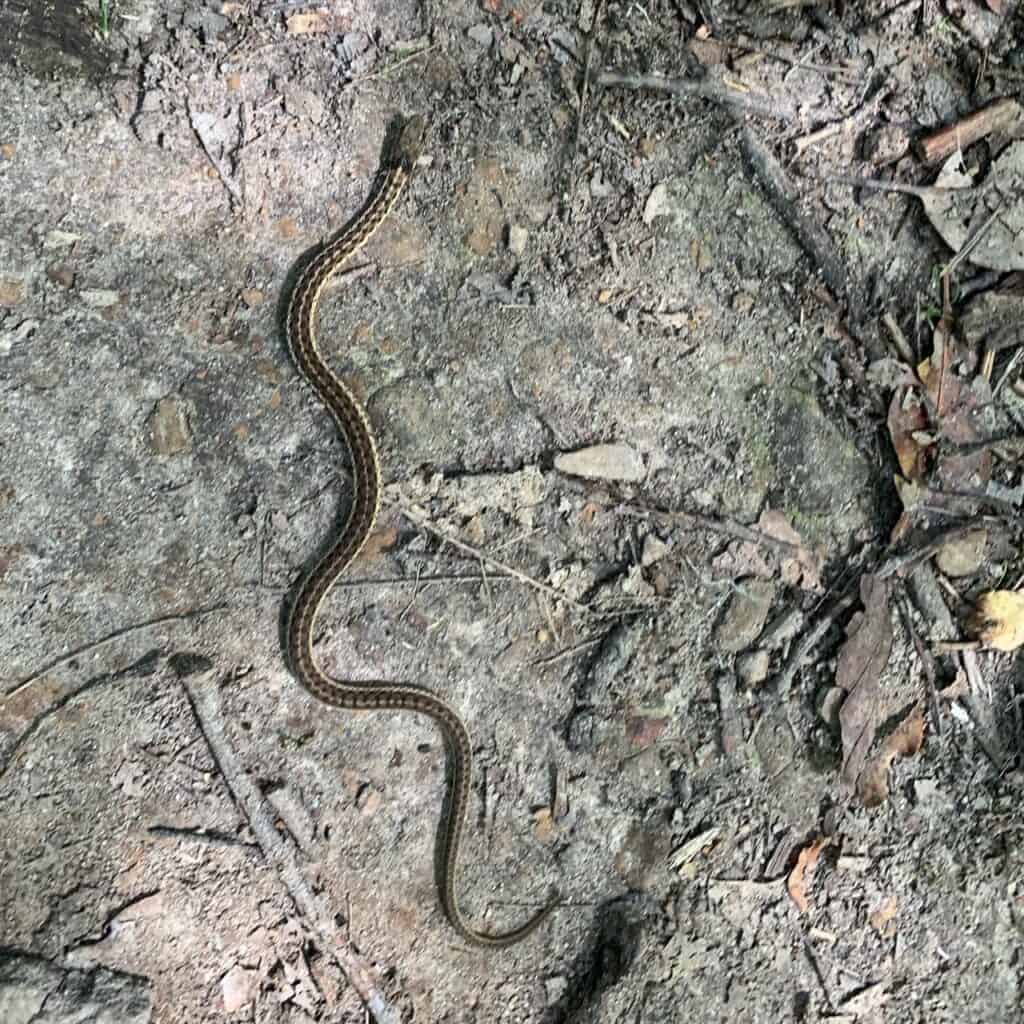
[{"left": 98, "top": 0, "right": 111, "bottom": 39}]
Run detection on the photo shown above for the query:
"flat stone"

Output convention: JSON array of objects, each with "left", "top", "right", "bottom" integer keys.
[
  {"left": 554, "top": 442, "right": 645, "bottom": 482},
  {"left": 507, "top": 222, "right": 528, "bottom": 255},
  {"left": 81, "top": 289, "right": 120, "bottom": 308},
  {"left": 221, "top": 965, "right": 257, "bottom": 1013},
  {"left": 148, "top": 396, "right": 192, "bottom": 456},
  {"left": 714, "top": 579, "right": 775, "bottom": 653},
  {"left": 737, "top": 648, "right": 770, "bottom": 685},
  {"left": 935, "top": 529, "right": 987, "bottom": 577},
  {"left": 467, "top": 24, "right": 493, "bottom": 48},
  {"left": 283, "top": 85, "right": 325, "bottom": 124},
  {"left": 641, "top": 534, "right": 669, "bottom": 566},
  {"left": 0, "top": 279, "right": 24, "bottom": 306}
]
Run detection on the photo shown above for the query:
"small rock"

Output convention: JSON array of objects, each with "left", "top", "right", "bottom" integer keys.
[
  {"left": 0, "top": 279, "right": 24, "bottom": 306},
  {"left": 643, "top": 182, "right": 671, "bottom": 224},
  {"left": 148, "top": 396, "right": 192, "bottom": 456},
  {"left": 46, "top": 264, "right": 75, "bottom": 288},
  {"left": 864, "top": 124, "right": 909, "bottom": 165},
  {"left": 545, "top": 975, "right": 568, "bottom": 1004},
  {"left": 507, "top": 223, "right": 528, "bottom": 255},
  {"left": 0, "top": 319, "right": 38, "bottom": 355},
  {"left": 356, "top": 784, "right": 382, "bottom": 816},
  {"left": 736, "top": 648, "right": 770, "bottom": 685},
  {"left": 589, "top": 169, "right": 613, "bottom": 198},
  {"left": 284, "top": 86, "right": 325, "bottom": 124},
  {"left": 621, "top": 565, "right": 654, "bottom": 598},
  {"left": 614, "top": 824, "right": 670, "bottom": 890},
  {"left": 241, "top": 287, "right": 264, "bottom": 307},
  {"left": 554, "top": 442, "right": 645, "bottom": 482},
  {"left": 731, "top": 291, "right": 755, "bottom": 314},
  {"left": 549, "top": 28, "right": 578, "bottom": 64},
  {"left": 641, "top": 534, "right": 669, "bottom": 566},
  {"left": 935, "top": 529, "right": 987, "bottom": 577},
  {"left": 221, "top": 965, "right": 257, "bottom": 1013},
  {"left": 467, "top": 23, "right": 493, "bottom": 48},
  {"left": 714, "top": 579, "right": 774, "bottom": 653},
  {"left": 81, "top": 289, "right": 120, "bottom": 308},
  {"left": 818, "top": 686, "right": 844, "bottom": 729},
  {"left": 43, "top": 229, "right": 81, "bottom": 248}
]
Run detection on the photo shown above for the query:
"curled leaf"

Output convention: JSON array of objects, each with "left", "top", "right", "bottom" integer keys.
[
  {"left": 858, "top": 703, "right": 926, "bottom": 808},
  {"left": 787, "top": 836, "right": 830, "bottom": 913},
  {"left": 969, "top": 591, "right": 1024, "bottom": 652}
]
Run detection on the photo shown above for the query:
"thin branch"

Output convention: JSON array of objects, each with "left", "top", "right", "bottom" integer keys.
[
  {"left": 179, "top": 673, "right": 401, "bottom": 1024},
  {"left": 4, "top": 605, "right": 228, "bottom": 698},
  {"left": 617, "top": 501, "right": 806, "bottom": 558},
  {"left": 398, "top": 507, "right": 591, "bottom": 614},
  {"left": 596, "top": 69, "right": 798, "bottom": 123}
]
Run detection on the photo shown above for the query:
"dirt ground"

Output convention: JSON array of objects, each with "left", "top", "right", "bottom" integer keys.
[{"left": 2, "top": 2, "right": 1024, "bottom": 1022}]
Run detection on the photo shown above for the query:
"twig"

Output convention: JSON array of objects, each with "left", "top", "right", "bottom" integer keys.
[
  {"left": 817, "top": 173, "right": 964, "bottom": 199},
  {"left": 617, "top": 501, "right": 805, "bottom": 559},
  {"left": 882, "top": 310, "right": 915, "bottom": 363},
  {"left": 764, "top": 590, "right": 859, "bottom": 705},
  {"left": 529, "top": 636, "right": 603, "bottom": 667},
  {"left": 724, "top": 39, "right": 857, "bottom": 78},
  {"left": 916, "top": 98, "right": 1023, "bottom": 165},
  {"left": 792, "top": 121, "right": 841, "bottom": 157},
  {"left": 897, "top": 591, "right": 943, "bottom": 738},
  {"left": 570, "top": 0, "right": 606, "bottom": 173},
  {"left": 595, "top": 70, "right": 798, "bottom": 123},
  {"left": 179, "top": 673, "right": 401, "bottom": 1024},
  {"left": 351, "top": 43, "right": 435, "bottom": 84},
  {"left": 4, "top": 605, "right": 228, "bottom": 698},
  {"left": 184, "top": 96, "right": 244, "bottom": 208},
  {"left": 398, "top": 507, "right": 590, "bottom": 613}
]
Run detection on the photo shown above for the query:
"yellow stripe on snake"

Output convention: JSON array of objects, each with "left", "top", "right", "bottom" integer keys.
[{"left": 284, "top": 115, "right": 558, "bottom": 947}]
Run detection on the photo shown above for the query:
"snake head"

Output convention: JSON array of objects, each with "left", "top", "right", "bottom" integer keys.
[{"left": 396, "top": 114, "right": 427, "bottom": 173}]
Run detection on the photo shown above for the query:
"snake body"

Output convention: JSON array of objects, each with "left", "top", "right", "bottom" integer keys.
[{"left": 284, "top": 116, "right": 557, "bottom": 947}]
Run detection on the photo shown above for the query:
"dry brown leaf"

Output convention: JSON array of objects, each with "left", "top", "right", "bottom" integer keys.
[
  {"left": 920, "top": 143, "right": 1024, "bottom": 272},
  {"left": 757, "top": 509, "right": 822, "bottom": 591},
  {"left": 286, "top": 11, "right": 329, "bottom": 34},
  {"left": 870, "top": 895, "right": 899, "bottom": 937},
  {"left": 968, "top": 590, "right": 1024, "bottom": 651},
  {"left": 887, "top": 390, "right": 930, "bottom": 481},
  {"left": 837, "top": 575, "right": 893, "bottom": 794},
  {"left": 624, "top": 714, "right": 668, "bottom": 747},
  {"left": 787, "top": 836, "right": 830, "bottom": 913},
  {"left": 532, "top": 807, "right": 556, "bottom": 844},
  {"left": 858, "top": 703, "right": 926, "bottom": 808}
]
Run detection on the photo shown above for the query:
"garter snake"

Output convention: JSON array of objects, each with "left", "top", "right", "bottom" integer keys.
[{"left": 284, "top": 115, "right": 557, "bottom": 947}]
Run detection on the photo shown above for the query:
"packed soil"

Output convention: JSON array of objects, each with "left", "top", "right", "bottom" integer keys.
[{"left": 2, "top": 2, "right": 1023, "bottom": 1023}]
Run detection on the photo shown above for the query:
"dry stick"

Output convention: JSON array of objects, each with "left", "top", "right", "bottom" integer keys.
[
  {"left": 765, "top": 589, "right": 859, "bottom": 706},
  {"left": 570, "top": 0, "right": 606, "bottom": 172},
  {"left": 765, "top": 525, "right": 1001, "bottom": 707},
  {"left": 595, "top": 70, "right": 799, "bottom": 123},
  {"left": 530, "top": 636, "right": 603, "bottom": 668},
  {"left": 337, "top": 571, "right": 508, "bottom": 589},
  {"left": 916, "top": 97, "right": 1023, "bottom": 165},
  {"left": 617, "top": 501, "right": 806, "bottom": 559},
  {"left": 184, "top": 96, "right": 244, "bottom": 208},
  {"left": 4, "top": 605, "right": 228, "bottom": 699},
  {"left": 179, "top": 673, "right": 401, "bottom": 1024},
  {"left": 740, "top": 132, "right": 857, "bottom": 318},
  {"left": 897, "top": 591, "right": 944, "bottom": 738},
  {"left": 816, "top": 173, "right": 961, "bottom": 199},
  {"left": 398, "top": 507, "right": 590, "bottom": 614}
]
